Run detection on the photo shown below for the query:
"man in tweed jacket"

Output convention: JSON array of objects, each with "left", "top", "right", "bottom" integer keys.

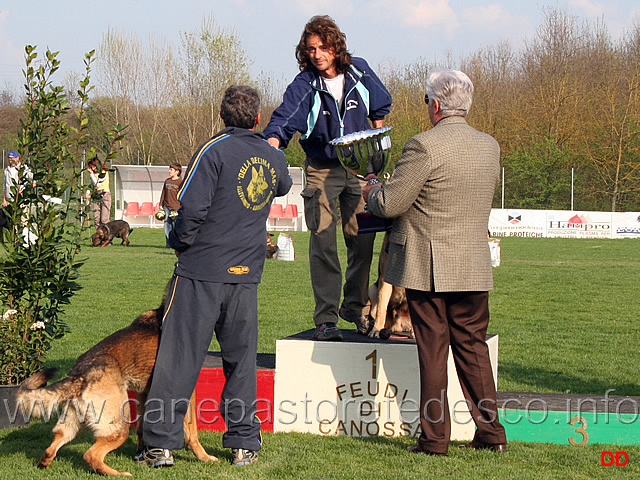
[{"left": 363, "top": 70, "right": 507, "bottom": 456}]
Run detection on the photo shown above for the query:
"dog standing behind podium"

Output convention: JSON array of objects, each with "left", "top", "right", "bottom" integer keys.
[
  {"left": 368, "top": 232, "right": 413, "bottom": 338},
  {"left": 266, "top": 232, "right": 278, "bottom": 259}
]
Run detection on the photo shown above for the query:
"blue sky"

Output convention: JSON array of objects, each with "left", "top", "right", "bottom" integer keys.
[{"left": 1, "top": 0, "right": 639, "bottom": 91}]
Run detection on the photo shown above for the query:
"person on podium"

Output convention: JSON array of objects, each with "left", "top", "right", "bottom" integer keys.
[{"left": 264, "top": 15, "right": 392, "bottom": 341}]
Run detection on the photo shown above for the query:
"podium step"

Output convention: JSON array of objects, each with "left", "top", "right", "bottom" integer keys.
[{"left": 130, "top": 334, "right": 639, "bottom": 445}]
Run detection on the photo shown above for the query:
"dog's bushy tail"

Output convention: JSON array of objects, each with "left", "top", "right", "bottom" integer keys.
[
  {"left": 17, "top": 368, "right": 83, "bottom": 420},
  {"left": 19, "top": 367, "right": 58, "bottom": 391}
]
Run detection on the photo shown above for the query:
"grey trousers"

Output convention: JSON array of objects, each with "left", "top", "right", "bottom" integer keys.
[
  {"left": 302, "top": 161, "right": 375, "bottom": 326},
  {"left": 143, "top": 275, "right": 261, "bottom": 451}
]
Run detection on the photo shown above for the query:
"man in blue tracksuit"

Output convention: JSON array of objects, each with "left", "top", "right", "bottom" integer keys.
[
  {"left": 137, "top": 86, "right": 292, "bottom": 468},
  {"left": 264, "top": 15, "right": 392, "bottom": 341}
]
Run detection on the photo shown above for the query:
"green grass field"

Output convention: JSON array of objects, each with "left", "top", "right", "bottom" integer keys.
[{"left": 0, "top": 229, "right": 638, "bottom": 479}]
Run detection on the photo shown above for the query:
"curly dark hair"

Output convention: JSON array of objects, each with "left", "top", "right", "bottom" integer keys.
[
  {"left": 220, "top": 85, "right": 261, "bottom": 129},
  {"left": 295, "top": 15, "right": 352, "bottom": 74}
]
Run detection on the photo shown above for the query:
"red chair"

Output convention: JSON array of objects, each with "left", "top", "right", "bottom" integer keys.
[
  {"left": 138, "top": 202, "right": 155, "bottom": 227},
  {"left": 283, "top": 204, "right": 298, "bottom": 231},
  {"left": 268, "top": 204, "right": 284, "bottom": 230},
  {"left": 269, "top": 204, "right": 284, "bottom": 218},
  {"left": 123, "top": 201, "right": 140, "bottom": 217},
  {"left": 139, "top": 202, "right": 154, "bottom": 216}
]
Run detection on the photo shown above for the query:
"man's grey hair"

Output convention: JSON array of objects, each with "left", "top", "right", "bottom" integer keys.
[
  {"left": 426, "top": 70, "right": 474, "bottom": 117},
  {"left": 220, "top": 85, "right": 261, "bottom": 129}
]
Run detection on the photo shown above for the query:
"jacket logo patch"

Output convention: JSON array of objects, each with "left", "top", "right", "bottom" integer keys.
[
  {"left": 228, "top": 265, "right": 250, "bottom": 275},
  {"left": 322, "top": 110, "right": 331, "bottom": 116},
  {"left": 346, "top": 99, "right": 358, "bottom": 110},
  {"left": 237, "top": 157, "right": 276, "bottom": 211}
]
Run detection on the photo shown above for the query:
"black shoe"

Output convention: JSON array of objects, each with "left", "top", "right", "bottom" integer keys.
[
  {"left": 232, "top": 448, "right": 258, "bottom": 466},
  {"left": 339, "top": 306, "right": 371, "bottom": 335},
  {"left": 133, "top": 446, "right": 174, "bottom": 467},
  {"left": 313, "top": 322, "right": 343, "bottom": 341},
  {"left": 408, "top": 444, "right": 447, "bottom": 456},
  {"left": 458, "top": 440, "right": 507, "bottom": 452}
]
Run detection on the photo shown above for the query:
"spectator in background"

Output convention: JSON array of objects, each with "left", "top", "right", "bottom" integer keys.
[
  {"left": 3, "top": 150, "right": 33, "bottom": 208},
  {"left": 85, "top": 159, "right": 111, "bottom": 229},
  {"left": 159, "top": 163, "right": 182, "bottom": 247}
]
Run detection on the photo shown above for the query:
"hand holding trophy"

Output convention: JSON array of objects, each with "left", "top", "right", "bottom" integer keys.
[{"left": 330, "top": 126, "right": 394, "bottom": 233}]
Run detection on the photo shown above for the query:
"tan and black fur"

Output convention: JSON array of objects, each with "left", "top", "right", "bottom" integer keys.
[
  {"left": 92, "top": 220, "right": 132, "bottom": 247},
  {"left": 266, "top": 232, "right": 278, "bottom": 259},
  {"left": 369, "top": 232, "right": 413, "bottom": 337},
  {"left": 17, "top": 298, "right": 217, "bottom": 476}
]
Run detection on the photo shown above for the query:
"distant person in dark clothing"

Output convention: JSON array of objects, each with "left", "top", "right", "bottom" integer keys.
[{"left": 159, "top": 162, "right": 182, "bottom": 247}]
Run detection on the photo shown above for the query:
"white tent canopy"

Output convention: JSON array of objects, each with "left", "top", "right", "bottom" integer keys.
[
  {"left": 112, "top": 164, "right": 306, "bottom": 230},
  {"left": 112, "top": 165, "right": 170, "bottom": 226}
]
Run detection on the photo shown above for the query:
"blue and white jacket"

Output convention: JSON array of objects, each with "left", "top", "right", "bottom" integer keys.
[{"left": 264, "top": 57, "right": 392, "bottom": 165}]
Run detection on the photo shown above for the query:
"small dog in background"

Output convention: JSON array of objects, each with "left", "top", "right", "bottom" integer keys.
[
  {"left": 92, "top": 220, "right": 132, "bottom": 247},
  {"left": 266, "top": 232, "right": 278, "bottom": 259},
  {"left": 368, "top": 232, "right": 413, "bottom": 339}
]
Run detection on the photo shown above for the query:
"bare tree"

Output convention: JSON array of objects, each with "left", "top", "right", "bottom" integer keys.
[
  {"left": 378, "top": 58, "right": 435, "bottom": 165},
  {"left": 462, "top": 41, "right": 518, "bottom": 151},
  {"left": 169, "top": 15, "right": 252, "bottom": 154},
  {"left": 516, "top": 7, "right": 594, "bottom": 149},
  {"left": 97, "top": 29, "right": 175, "bottom": 164},
  {"left": 584, "top": 21, "right": 640, "bottom": 211}
]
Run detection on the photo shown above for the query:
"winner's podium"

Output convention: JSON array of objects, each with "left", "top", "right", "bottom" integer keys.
[{"left": 273, "top": 330, "right": 499, "bottom": 439}]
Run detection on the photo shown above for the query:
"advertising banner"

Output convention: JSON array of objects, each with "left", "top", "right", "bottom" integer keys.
[
  {"left": 489, "top": 209, "right": 640, "bottom": 239},
  {"left": 489, "top": 209, "right": 546, "bottom": 238},
  {"left": 546, "top": 211, "right": 612, "bottom": 239},
  {"left": 612, "top": 213, "right": 640, "bottom": 239}
]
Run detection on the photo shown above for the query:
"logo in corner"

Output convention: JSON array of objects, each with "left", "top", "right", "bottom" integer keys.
[{"left": 228, "top": 265, "right": 250, "bottom": 275}]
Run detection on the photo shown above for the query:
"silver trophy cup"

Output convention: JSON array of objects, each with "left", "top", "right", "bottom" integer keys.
[
  {"left": 330, "top": 126, "right": 393, "bottom": 180},
  {"left": 330, "top": 126, "right": 394, "bottom": 233}
]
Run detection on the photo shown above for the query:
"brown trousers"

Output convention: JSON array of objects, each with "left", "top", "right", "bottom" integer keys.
[
  {"left": 407, "top": 290, "right": 506, "bottom": 454},
  {"left": 93, "top": 191, "right": 112, "bottom": 229}
]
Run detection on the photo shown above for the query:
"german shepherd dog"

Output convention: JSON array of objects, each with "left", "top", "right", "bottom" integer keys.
[
  {"left": 17, "top": 295, "right": 217, "bottom": 476},
  {"left": 368, "top": 232, "right": 413, "bottom": 339},
  {"left": 92, "top": 220, "right": 132, "bottom": 247},
  {"left": 266, "top": 232, "right": 278, "bottom": 259}
]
